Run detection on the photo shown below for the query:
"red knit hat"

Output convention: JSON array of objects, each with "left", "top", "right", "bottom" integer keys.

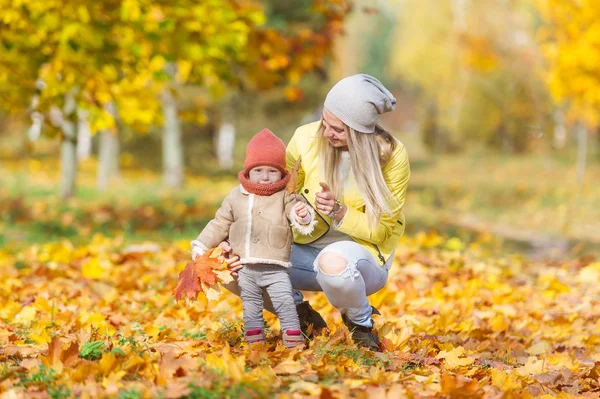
[{"left": 243, "top": 128, "right": 287, "bottom": 174}]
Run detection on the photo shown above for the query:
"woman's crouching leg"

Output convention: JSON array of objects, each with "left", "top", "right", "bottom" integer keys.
[{"left": 314, "top": 241, "right": 388, "bottom": 328}]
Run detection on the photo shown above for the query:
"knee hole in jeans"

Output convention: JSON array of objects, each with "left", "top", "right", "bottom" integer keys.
[{"left": 317, "top": 252, "right": 348, "bottom": 276}]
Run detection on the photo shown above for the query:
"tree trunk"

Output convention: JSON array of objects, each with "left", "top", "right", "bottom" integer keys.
[
  {"left": 213, "top": 101, "right": 236, "bottom": 170},
  {"left": 449, "top": 0, "right": 470, "bottom": 142},
  {"left": 28, "top": 111, "right": 44, "bottom": 142},
  {"left": 452, "top": 0, "right": 468, "bottom": 30},
  {"left": 60, "top": 120, "right": 77, "bottom": 199},
  {"left": 76, "top": 110, "right": 92, "bottom": 161},
  {"left": 577, "top": 123, "right": 588, "bottom": 187},
  {"left": 161, "top": 86, "right": 184, "bottom": 188},
  {"left": 50, "top": 92, "right": 78, "bottom": 199},
  {"left": 97, "top": 102, "right": 120, "bottom": 191},
  {"left": 97, "top": 130, "right": 120, "bottom": 190},
  {"left": 552, "top": 108, "right": 567, "bottom": 149}
]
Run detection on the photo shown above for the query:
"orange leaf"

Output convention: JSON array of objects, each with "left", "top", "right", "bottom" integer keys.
[
  {"left": 173, "top": 262, "right": 203, "bottom": 301},
  {"left": 286, "top": 156, "right": 302, "bottom": 194},
  {"left": 41, "top": 336, "right": 80, "bottom": 367},
  {"left": 173, "top": 248, "right": 230, "bottom": 301}
]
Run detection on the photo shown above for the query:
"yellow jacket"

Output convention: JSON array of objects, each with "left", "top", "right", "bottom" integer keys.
[{"left": 286, "top": 121, "right": 410, "bottom": 266}]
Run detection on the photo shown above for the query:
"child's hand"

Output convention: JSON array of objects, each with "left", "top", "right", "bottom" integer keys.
[
  {"left": 218, "top": 240, "right": 243, "bottom": 277},
  {"left": 295, "top": 202, "right": 308, "bottom": 219}
]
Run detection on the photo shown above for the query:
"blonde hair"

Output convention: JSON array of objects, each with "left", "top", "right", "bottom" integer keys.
[{"left": 317, "top": 122, "right": 399, "bottom": 228}]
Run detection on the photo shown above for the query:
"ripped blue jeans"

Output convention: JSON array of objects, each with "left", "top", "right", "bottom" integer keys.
[
  {"left": 222, "top": 241, "right": 390, "bottom": 328},
  {"left": 289, "top": 241, "right": 390, "bottom": 327}
]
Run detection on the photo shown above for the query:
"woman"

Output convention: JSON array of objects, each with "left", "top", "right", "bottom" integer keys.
[{"left": 220, "top": 74, "right": 410, "bottom": 351}]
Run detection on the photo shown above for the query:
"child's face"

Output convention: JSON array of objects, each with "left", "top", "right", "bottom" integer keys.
[{"left": 249, "top": 165, "right": 282, "bottom": 184}]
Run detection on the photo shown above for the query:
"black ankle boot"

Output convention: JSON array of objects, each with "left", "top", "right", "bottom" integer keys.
[
  {"left": 296, "top": 301, "right": 327, "bottom": 338},
  {"left": 341, "top": 307, "right": 381, "bottom": 351}
]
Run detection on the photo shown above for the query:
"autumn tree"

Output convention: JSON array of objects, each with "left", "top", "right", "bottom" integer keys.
[
  {"left": 0, "top": 1, "right": 265, "bottom": 194},
  {"left": 0, "top": 0, "right": 350, "bottom": 196},
  {"left": 206, "top": 0, "right": 350, "bottom": 171},
  {"left": 534, "top": 0, "right": 600, "bottom": 184},
  {"left": 0, "top": 1, "right": 160, "bottom": 198}
]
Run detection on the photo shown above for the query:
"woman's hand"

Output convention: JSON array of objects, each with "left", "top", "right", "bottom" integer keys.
[
  {"left": 217, "top": 240, "right": 243, "bottom": 277},
  {"left": 315, "top": 182, "right": 335, "bottom": 214},
  {"left": 316, "top": 182, "right": 347, "bottom": 222}
]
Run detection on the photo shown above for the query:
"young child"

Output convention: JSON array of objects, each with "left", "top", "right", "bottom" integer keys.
[{"left": 190, "top": 128, "right": 316, "bottom": 348}]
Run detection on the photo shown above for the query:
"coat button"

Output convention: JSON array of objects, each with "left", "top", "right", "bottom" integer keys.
[
  {"left": 304, "top": 189, "right": 309, "bottom": 194},
  {"left": 255, "top": 210, "right": 261, "bottom": 215},
  {"left": 252, "top": 237, "right": 259, "bottom": 243}
]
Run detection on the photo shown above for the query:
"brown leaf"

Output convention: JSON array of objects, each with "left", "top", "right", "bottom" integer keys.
[
  {"left": 43, "top": 336, "right": 63, "bottom": 366},
  {"left": 41, "top": 337, "right": 79, "bottom": 367},
  {"left": 159, "top": 349, "right": 196, "bottom": 380},
  {"left": 441, "top": 372, "right": 481, "bottom": 397},
  {"left": 273, "top": 359, "right": 304, "bottom": 375},
  {"left": 286, "top": 156, "right": 302, "bottom": 194}
]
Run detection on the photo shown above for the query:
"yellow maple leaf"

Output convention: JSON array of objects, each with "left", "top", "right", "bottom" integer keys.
[
  {"left": 516, "top": 357, "right": 545, "bottom": 376},
  {"left": 82, "top": 258, "right": 104, "bottom": 279},
  {"left": 288, "top": 381, "right": 323, "bottom": 396},
  {"left": 14, "top": 306, "right": 37, "bottom": 324},
  {"left": 29, "top": 329, "right": 52, "bottom": 345},
  {"left": 205, "top": 345, "right": 245, "bottom": 381},
  {"left": 490, "top": 369, "right": 522, "bottom": 391},
  {"left": 273, "top": 359, "right": 304, "bottom": 375},
  {"left": 214, "top": 270, "right": 234, "bottom": 285},
  {"left": 1, "top": 300, "right": 22, "bottom": 320},
  {"left": 99, "top": 352, "right": 117, "bottom": 376},
  {"left": 33, "top": 296, "right": 52, "bottom": 314},
  {"left": 203, "top": 285, "right": 221, "bottom": 301},
  {"left": 578, "top": 262, "right": 600, "bottom": 284},
  {"left": 436, "top": 346, "right": 474, "bottom": 369},
  {"left": 527, "top": 341, "right": 551, "bottom": 356}
]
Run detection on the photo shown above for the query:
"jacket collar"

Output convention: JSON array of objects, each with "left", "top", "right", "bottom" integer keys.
[{"left": 239, "top": 185, "right": 250, "bottom": 195}]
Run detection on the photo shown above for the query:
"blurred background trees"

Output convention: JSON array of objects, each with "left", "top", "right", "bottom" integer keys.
[
  {"left": 0, "top": 0, "right": 349, "bottom": 197},
  {"left": 1, "top": 0, "right": 599, "bottom": 198}
]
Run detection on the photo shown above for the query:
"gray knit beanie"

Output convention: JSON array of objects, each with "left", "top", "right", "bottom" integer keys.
[{"left": 324, "top": 74, "right": 396, "bottom": 133}]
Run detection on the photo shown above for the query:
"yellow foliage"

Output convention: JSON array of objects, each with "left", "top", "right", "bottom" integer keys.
[
  {"left": 435, "top": 346, "right": 474, "bottom": 369},
  {"left": 535, "top": 0, "right": 600, "bottom": 127},
  {"left": 205, "top": 345, "right": 246, "bottom": 382},
  {"left": 0, "top": 226, "right": 598, "bottom": 396},
  {"left": 14, "top": 306, "right": 37, "bottom": 324},
  {"left": 81, "top": 258, "right": 104, "bottom": 279},
  {"left": 490, "top": 369, "right": 522, "bottom": 391}
]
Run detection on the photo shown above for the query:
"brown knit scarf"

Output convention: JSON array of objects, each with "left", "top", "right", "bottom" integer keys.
[{"left": 238, "top": 170, "right": 291, "bottom": 196}]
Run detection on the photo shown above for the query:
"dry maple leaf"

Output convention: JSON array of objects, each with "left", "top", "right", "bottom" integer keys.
[
  {"left": 286, "top": 156, "right": 302, "bottom": 195},
  {"left": 173, "top": 247, "right": 230, "bottom": 301},
  {"left": 41, "top": 336, "right": 79, "bottom": 367}
]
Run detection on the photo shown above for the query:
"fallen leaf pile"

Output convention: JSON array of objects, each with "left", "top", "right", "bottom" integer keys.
[{"left": 0, "top": 233, "right": 599, "bottom": 398}]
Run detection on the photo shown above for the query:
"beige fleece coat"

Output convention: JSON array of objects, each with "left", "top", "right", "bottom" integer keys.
[{"left": 191, "top": 185, "right": 316, "bottom": 268}]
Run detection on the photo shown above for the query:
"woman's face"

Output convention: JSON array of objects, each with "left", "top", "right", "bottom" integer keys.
[
  {"left": 322, "top": 108, "right": 348, "bottom": 149},
  {"left": 249, "top": 165, "right": 282, "bottom": 184}
]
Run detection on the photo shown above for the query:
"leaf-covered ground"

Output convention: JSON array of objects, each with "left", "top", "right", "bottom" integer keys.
[{"left": 1, "top": 233, "right": 599, "bottom": 398}]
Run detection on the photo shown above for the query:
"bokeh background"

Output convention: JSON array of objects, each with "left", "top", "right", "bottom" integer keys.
[{"left": 1, "top": 0, "right": 599, "bottom": 260}]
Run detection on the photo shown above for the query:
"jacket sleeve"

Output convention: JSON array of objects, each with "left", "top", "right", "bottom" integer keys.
[
  {"left": 334, "top": 145, "right": 410, "bottom": 244},
  {"left": 190, "top": 192, "right": 235, "bottom": 258},
  {"left": 285, "top": 127, "right": 306, "bottom": 193}
]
